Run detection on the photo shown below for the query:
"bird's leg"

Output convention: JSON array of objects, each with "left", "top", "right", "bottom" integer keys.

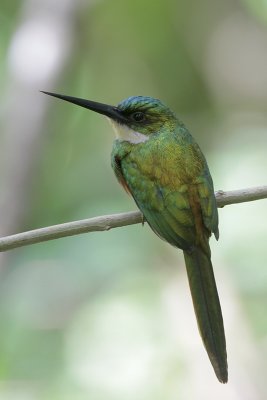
[{"left": 141, "top": 213, "right": 146, "bottom": 226}]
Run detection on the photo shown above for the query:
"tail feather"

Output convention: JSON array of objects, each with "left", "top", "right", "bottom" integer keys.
[{"left": 183, "top": 247, "right": 228, "bottom": 383}]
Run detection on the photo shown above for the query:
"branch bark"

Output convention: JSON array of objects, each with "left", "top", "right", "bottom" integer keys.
[{"left": 0, "top": 185, "right": 266, "bottom": 253}]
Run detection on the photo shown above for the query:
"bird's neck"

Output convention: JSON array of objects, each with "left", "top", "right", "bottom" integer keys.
[{"left": 108, "top": 119, "right": 150, "bottom": 144}]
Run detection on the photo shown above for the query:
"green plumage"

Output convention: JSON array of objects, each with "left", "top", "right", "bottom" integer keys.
[
  {"left": 111, "top": 97, "right": 227, "bottom": 383},
  {"left": 184, "top": 248, "right": 227, "bottom": 382},
  {"left": 43, "top": 91, "right": 228, "bottom": 382}
]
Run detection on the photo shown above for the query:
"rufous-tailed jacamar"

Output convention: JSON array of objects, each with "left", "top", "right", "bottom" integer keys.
[{"left": 42, "top": 91, "right": 228, "bottom": 383}]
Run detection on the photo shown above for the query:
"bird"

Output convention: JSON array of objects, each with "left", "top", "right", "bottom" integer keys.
[{"left": 42, "top": 91, "right": 228, "bottom": 383}]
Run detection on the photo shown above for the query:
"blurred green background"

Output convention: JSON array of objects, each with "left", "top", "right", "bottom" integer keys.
[{"left": 1, "top": 0, "right": 267, "bottom": 398}]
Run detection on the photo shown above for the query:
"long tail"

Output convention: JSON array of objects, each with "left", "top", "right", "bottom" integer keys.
[{"left": 183, "top": 247, "right": 228, "bottom": 383}]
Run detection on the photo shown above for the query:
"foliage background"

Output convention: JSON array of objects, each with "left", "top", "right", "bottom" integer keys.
[{"left": 1, "top": 0, "right": 267, "bottom": 398}]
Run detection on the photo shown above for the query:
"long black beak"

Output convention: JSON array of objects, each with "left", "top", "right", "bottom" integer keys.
[{"left": 41, "top": 91, "right": 126, "bottom": 123}]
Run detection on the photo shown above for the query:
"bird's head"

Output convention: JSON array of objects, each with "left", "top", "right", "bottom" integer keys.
[{"left": 41, "top": 92, "right": 178, "bottom": 143}]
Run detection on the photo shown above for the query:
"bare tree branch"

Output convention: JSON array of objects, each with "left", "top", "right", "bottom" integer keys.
[
  {"left": 0, "top": 185, "right": 266, "bottom": 253},
  {"left": 215, "top": 186, "right": 267, "bottom": 207}
]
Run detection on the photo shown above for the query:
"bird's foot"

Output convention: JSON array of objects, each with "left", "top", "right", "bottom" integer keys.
[{"left": 141, "top": 214, "right": 146, "bottom": 226}]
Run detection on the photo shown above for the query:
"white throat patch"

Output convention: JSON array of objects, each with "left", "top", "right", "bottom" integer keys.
[{"left": 108, "top": 119, "right": 149, "bottom": 144}]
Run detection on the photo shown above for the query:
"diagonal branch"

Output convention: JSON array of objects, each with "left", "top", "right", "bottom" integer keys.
[{"left": 0, "top": 185, "right": 267, "bottom": 253}]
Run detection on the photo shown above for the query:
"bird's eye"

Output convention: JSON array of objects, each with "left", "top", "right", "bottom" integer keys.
[{"left": 131, "top": 111, "right": 145, "bottom": 122}]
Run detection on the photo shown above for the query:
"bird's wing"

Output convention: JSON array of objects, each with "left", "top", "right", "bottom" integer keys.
[
  {"left": 141, "top": 186, "right": 197, "bottom": 251},
  {"left": 197, "top": 173, "right": 219, "bottom": 240},
  {"left": 136, "top": 179, "right": 217, "bottom": 254}
]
